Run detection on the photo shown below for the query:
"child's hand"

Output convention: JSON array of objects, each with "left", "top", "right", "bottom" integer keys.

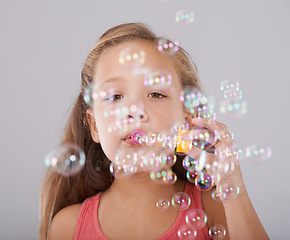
[{"left": 185, "top": 118, "right": 245, "bottom": 196}]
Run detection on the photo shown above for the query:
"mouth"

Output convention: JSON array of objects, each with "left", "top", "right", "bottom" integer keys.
[{"left": 123, "top": 130, "right": 146, "bottom": 146}]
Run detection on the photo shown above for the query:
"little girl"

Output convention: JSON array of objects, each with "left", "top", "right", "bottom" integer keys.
[{"left": 39, "top": 23, "right": 269, "bottom": 240}]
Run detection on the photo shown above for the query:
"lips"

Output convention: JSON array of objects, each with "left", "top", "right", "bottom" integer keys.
[{"left": 123, "top": 130, "right": 146, "bottom": 146}]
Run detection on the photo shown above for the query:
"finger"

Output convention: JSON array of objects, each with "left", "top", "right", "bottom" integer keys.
[{"left": 191, "top": 118, "right": 233, "bottom": 143}]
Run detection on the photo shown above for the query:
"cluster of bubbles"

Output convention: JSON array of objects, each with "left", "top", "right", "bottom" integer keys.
[
  {"left": 44, "top": 43, "right": 271, "bottom": 240},
  {"left": 219, "top": 80, "right": 247, "bottom": 118}
]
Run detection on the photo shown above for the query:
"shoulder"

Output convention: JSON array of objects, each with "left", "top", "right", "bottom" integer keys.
[
  {"left": 47, "top": 203, "right": 83, "bottom": 240},
  {"left": 201, "top": 187, "right": 229, "bottom": 238}
]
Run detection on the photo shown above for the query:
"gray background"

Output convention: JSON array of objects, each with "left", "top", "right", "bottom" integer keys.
[{"left": 1, "top": 0, "right": 289, "bottom": 239}]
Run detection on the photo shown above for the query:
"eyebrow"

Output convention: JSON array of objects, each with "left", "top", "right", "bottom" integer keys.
[{"left": 98, "top": 77, "right": 122, "bottom": 89}]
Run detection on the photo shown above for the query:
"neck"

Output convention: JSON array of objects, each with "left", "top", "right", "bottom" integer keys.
[{"left": 104, "top": 172, "right": 186, "bottom": 203}]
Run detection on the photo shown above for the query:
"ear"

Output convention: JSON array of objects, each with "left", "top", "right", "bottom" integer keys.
[
  {"left": 185, "top": 111, "right": 194, "bottom": 129},
  {"left": 86, "top": 109, "right": 100, "bottom": 143}
]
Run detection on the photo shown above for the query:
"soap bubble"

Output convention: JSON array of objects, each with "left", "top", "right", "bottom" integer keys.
[
  {"left": 219, "top": 99, "right": 247, "bottom": 118},
  {"left": 109, "top": 162, "right": 137, "bottom": 178},
  {"left": 177, "top": 224, "right": 197, "bottom": 239},
  {"left": 220, "top": 80, "right": 239, "bottom": 92},
  {"left": 156, "top": 198, "right": 170, "bottom": 211},
  {"left": 180, "top": 88, "right": 206, "bottom": 109},
  {"left": 211, "top": 188, "right": 226, "bottom": 202},
  {"left": 175, "top": 10, "right": 194, "bottom": 24},
  {"left": 158, "top": 38, "right": 179, "bottom": 54},
  {"left": 106, "top": 103, "right": 144, "bottom": 134},
  {"left": 44, "top": 143, "right": 86, "bottom": 176},
  {"left": 183, "top": 156, "right": 198, "bottom": 170},
  {"left": 195, "top": 172, "right": 214, "bottom": 191},
  {"left": 209, "top": 224, "right": 227, "bottom": 239},
  {"left": 181, "top": 127, "right": 218, "bottom": 151},
  {"left": 215, "top": 143, "right": 238, "bottom": 163},
  {"left": 171, "top": 121, "right": 190, "bottom": 135},
  {"left": 158, "top": 131, "right": 177, "bottom": 150},
  {"left": 83, "top": 83, "right": 102, "bottom": 108},
  {"left": 246, "top": 143, "right": 272, "bottom": 162},
  {"left": 172, "top": 192, "right": 191, "bottom": 210},
  {"left": 144, "top": 69, "right": 172, "bottom": 89},
  {"left": 185, "top": 209, "right": 207, "bottom": 229},
  {"left": 118, "top": 46, "right": 145, "bottom": 69},
  {"left": 139, "top": 149, "right": 161, "bottom": 171},
  {"left": 205, "top": 156, "right": 236, "bottom": 179},
  {"left": 145, "top": 131, "right": 164, "bottom": 149},
  {"left": 180, "top": 88, "right": 211, "bottom": 118},
  {"left": 219, "top": 80, "right": 247, "bottom": 119},
  {"left": 218, "top": 180, "right": 240, "bottom": 200},
  {"left": 233, "top": 142, "right": 249, "bottom": 162},
  {"left": 163, "top": 169, "right": 177, "bottom": 184},
  {"left": 186, "top": 169, "right": 198, "bottom": 183},
  {"left": 159, "top": 149, "right": 176, "bottom": 167},
  {"left": 114, "top": 148, "right": 138, "bottom": 169},
  {"left": 150, "top": 166, "right": 176, "bottom": 184}
]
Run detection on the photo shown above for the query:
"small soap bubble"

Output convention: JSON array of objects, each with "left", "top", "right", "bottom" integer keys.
[
  {"left": 150, "top": 166, "right": 174, "bottom": 184},
  {"left": 183, "top": 156, "right": 198, "bottom": 170},
  {"left": 144, "top": 69, "right": 172, "bottom": 89},
  {"left": 114, "top": 148, "right": 138, "bottom": 169},
  {"left": 158, "top": 38, "right": 179, "bottom": 54},
  {"left": 233, "top": 142, "right": 249, "bottom": 162},
  {"left": 177, "top": 224, "right": 197, "bottom": 239},
  {"left": 175, "top": 10, "right": 194, "bottom": 24},
  {"left": 156, "top": 198, "right": 170, "bottom": 211},
  {"left": 246, "top": 143, "right": 272, "bottom": 162},
  {"left": 224, "top": 88, "right": 242, "bottom": 101},
  {"left": 209, "top": 224, "right": 227, "bottom": 239},
  {"left": 145, "top": 131, "right": 164, "bottom": 148},
  {"left": 163, "top": 169, "right": 177, "bottom": 184},
  {"left": 220, "top": 80, "right": 239, "bottom": 92},
  {"left": 180, "top": 88, "right": 210, "bottom": 118},
  {"left": 205, "top": 156, "right": 235, "bottom": 179},
  {"left": 218, "top": 180, "right": 240, "bottom": 200},
  {"left": 219, "top": 99, "right": 247, "bottom": 118},
  {"left": 140, "top": 149, "right": 161, "bottom": 171},
  {"left": 157, "top": 131, "right": 176, "bottom": 150},
  {"left": 185, "top": 209, "right": 207, "bottom": 229},
  {"left": 211, "top": 188, "right": 226, "bottom": 202},
  {"left": 106, "top": 103, "right": 144, "bottom": 135},
  {"left": 172, "top": 192, "right": 191, "bottom": 210},
  {"left": 118, "top": 47, "right": 145, "bottom": 67},
  {"left": 186, "top": 169, "right": 198, "bottom": 183},
  {"left": 110, "top": 162, "right": 137, "bottom": 178},
  {"left": 182, "top": 127, "right": 218, "bottom": 151},
  {"left": 215, "top": 143, "right": 238, "bottom": 163},
  {"left": 83, "top": 85, "right": 94, "bottom": 107},
  {"left": 160, "top": 149, "right": 176, "bottom": 167},
  {"left": 195, "top": 172, "right": 214, "bottom": 191},
  {"left": 44, "top": 143, "right": 86, "bottom": 176}
]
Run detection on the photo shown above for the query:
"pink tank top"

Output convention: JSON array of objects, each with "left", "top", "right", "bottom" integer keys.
[{"left": 74, "top": 182, "right": 210, "bottom": 240}]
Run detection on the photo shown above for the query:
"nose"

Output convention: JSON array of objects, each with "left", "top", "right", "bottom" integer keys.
[
  {"left": 128, "top": 114, "right": 144, "bottom": 121},
  {"left": 126, "top": 104, "right": 148, "bottom": 122}
]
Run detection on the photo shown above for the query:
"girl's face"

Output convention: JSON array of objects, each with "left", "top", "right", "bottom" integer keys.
[{"left": 87, "top": 40, "right": 189, "bottom": 162}]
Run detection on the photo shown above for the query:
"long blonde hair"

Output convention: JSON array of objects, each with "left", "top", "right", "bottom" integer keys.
[{"left": 38, "top": 22, "right": 201, "bottom": 240}]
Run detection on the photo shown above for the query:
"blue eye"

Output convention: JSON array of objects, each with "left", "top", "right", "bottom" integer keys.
[
  {"left": 148, "top": 92, "right": 166, "bottom": 99},
  {"left": 106, "top": 94, "right": 124, "bottom": 101}
]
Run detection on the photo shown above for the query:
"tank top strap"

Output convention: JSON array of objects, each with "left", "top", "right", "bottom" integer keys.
[{"left": 74, "top": 193, "right": 108, "bottom": 240}]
